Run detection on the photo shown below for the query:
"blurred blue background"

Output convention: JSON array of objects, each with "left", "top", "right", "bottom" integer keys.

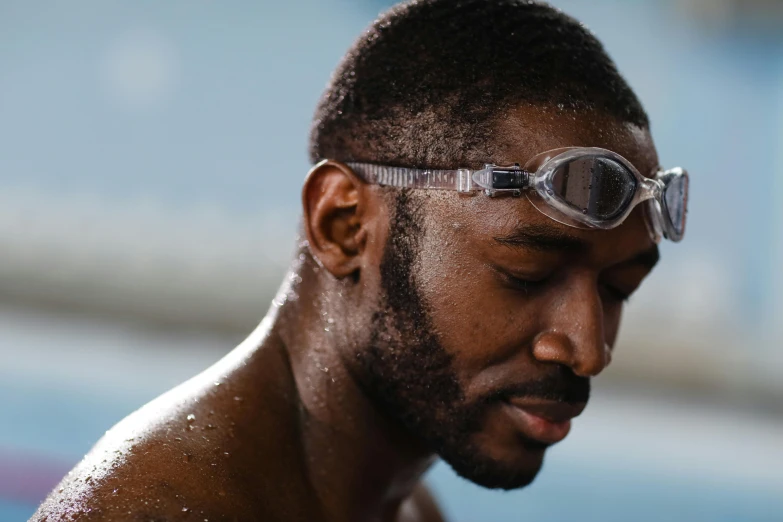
[{"left": 1, "top": 0, "right": 782, "bottom": 520}]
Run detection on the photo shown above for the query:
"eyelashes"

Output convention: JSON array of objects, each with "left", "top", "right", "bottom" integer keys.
[
  {"left": 500, "top": 269, "right": 632, "bottom": 303},
  {"left": 502, "top": 273, "right": 550, "bottom": 294}
]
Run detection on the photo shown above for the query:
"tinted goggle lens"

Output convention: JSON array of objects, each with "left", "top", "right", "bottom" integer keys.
[
  {"left": 549, "top": 156, "right": 637, "bottom": 221},
  {"left": 662, "top": 171, "right": 688, "bottom": 239}
]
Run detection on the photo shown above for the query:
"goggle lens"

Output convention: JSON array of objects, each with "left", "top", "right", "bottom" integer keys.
[
  {"left": 549, "top": 156, "right": 637, "bottom": 221},
  {"left": 662, "top": 172, "right": 688, "bottom": 238}
]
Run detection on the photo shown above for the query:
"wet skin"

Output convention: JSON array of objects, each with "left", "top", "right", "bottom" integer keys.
[{"left": 32, "top": 105, "right": 661, "bottom": 522}]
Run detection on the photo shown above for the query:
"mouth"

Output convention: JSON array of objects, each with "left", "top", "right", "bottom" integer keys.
[{"left": 502, "top": 398, "right": 587, "bottom": 445}]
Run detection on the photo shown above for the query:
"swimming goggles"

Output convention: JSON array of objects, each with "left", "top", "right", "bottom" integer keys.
[{"left": 343, "top": 147, "right": 688, "bottom": 243}]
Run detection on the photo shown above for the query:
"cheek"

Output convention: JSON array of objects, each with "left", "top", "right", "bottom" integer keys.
[{"left": 415, "top": 238, "right": 542, "bottom": 377}]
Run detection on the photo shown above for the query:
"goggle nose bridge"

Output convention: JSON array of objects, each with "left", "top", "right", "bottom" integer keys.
[{"left": 636, "top": 176, "right": 664, "bottom": 204}]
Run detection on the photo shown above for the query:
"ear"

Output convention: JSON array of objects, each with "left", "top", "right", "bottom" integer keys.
[{"left": 302, "top": 160, "right": 371, "bottom": 279}]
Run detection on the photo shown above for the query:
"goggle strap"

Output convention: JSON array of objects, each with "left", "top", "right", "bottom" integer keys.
[
  {"left": 347, "top": 163, "right": 530, "bottom": 195},
  {"left": 347, "top": 163, "right": 474, "bottom": 193}
]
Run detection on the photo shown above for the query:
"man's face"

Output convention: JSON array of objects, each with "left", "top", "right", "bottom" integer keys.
[{"left": 356, "top": 107, "right": 661, "bottom": 489}]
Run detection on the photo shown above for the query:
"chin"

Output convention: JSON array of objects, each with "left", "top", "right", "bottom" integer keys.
[{"left": 439, "top": 437, "right": 548, "bottom": 490}]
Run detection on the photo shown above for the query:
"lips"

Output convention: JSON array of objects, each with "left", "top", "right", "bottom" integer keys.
[{"left": 502, "top": 398, "right": 587, "bottom": 445}]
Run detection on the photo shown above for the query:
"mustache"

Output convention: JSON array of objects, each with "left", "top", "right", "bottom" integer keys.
[{"left": 486, "top": 370, "right": 591, "bottom": 404}]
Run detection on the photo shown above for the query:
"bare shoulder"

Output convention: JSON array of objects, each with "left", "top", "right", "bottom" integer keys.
[
  {"left": 31, "top": 342, "right": 316, "bottom": 521},
  {"left": 30, "top": 425, "right": 245, "bottom": 521},
  {"left": 30, "top": 373, "right": 317, "bottom": 521},
  {"left": 30, "top": 397, "right": 262, "bottom": 521},
  {"left": 398, "top": 483, "right": 447, "bottom": 522}
]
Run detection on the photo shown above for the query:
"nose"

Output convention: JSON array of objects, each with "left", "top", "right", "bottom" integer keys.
[{"left": 531, "top": 278, "right": 610, "bottom": 378}]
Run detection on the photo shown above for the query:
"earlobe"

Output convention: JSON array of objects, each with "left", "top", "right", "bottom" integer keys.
[{"left": 302, "top": 160, "right": 368, "bottom": 279}]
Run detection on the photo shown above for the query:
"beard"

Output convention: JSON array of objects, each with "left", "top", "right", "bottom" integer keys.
[{"left": 354, "top": 190, "right": 589, "bottom": 490}]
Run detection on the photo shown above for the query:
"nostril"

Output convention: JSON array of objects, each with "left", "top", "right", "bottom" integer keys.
[
  {"left": 574, "top": 344, "right": 611, "bottom": 377},
  {"left": 572, "top": 366, "right": 593, "bottom": 378}
]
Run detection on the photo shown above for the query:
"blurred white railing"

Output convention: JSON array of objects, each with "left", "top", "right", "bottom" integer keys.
[{"left": 0, "top": 189, "right": 292, "bottom": 332}]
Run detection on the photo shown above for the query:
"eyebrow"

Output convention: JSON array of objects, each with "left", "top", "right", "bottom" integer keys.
[
  {"left": 493, "top": 224, "right": 588, "bottom": 253},
  {"left": 493, "top": 223, "right": 662, "bottom": 270}
]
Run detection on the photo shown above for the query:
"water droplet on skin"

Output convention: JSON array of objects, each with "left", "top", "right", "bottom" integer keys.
[
  {"left": 184, "top": 454, "right": 192, "bottom": 463},
  {"left": 113, "top": 488, "right": 121, "bottom": 495},
  {"left": 213, "top": 382, "right": 221, "bottom": 387},
  {"left": 233, "top": 396, "right": 243, "bottom": 402},
  {"left": 205, "top": 424, "right": 217, "bottom": 430},
  {"left": 224, "top": 452, "right": 230, "bottom": 457},
  {"left": 182, "top": 507, "right": 190, "bottom": 513},
  {"left": 187, "top": 414, "right": 196, "bottom": 422},
  {"left": 58, "top": 488, "right": 63, "bottom": 493}
]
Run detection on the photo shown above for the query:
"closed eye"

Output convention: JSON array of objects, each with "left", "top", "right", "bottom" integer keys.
[{"left": 499, "top": 271, "right": 551, "bottom": 294}]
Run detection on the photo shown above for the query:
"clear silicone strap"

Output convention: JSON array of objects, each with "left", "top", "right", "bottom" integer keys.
[{"left": 347, "top": 163, "right": 476, "bottom": 193}]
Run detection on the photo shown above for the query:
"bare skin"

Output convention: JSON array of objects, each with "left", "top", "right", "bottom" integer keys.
[{"left": 32, "top": 105, "right": 661, "bottom": 521}]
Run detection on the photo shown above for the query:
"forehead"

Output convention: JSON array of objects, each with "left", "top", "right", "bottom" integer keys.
[{"left": 493, "top": 104, "right": 659, "bottom": 178}]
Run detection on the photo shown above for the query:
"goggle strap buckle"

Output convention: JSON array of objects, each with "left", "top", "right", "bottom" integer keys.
[{"left": 473, "top": 164, "right": 530, "bottom": 196}]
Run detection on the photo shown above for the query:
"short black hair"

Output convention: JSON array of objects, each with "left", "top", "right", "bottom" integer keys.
[{"left": 309, "top": 0, "right": 649, "bottom": 169}]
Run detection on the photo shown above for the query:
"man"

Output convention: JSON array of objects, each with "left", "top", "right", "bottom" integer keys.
[{"left": 33, "top": 0, "right": 688, "bottom": 521}]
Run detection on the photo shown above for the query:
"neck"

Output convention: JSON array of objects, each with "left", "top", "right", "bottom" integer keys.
[{"left": 259, "top": 258, "right": 437, "bottom": 521}]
